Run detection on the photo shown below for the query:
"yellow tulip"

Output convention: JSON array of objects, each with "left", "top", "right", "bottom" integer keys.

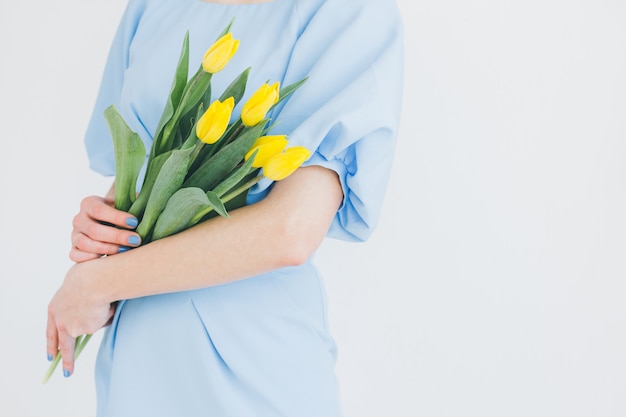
[
  {"left": 196, "top": 97, "right": 235, "bottom": 144},
  {"left": 244, "top": 135, "right": 288, "bottom": 168},
  {"left": 202, "top": 33, "right": 240, "bottom": 74},
  {"left": 241, "top": 82, "right": 280, "bottom": 127},
  {"left": 262, "top": 146, "right": 311, "bottom": 181}
]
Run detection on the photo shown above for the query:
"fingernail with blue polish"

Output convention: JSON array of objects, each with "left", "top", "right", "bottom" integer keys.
[
  {"left": 118, "top": 246, "right": 132, "bottom": 253},
  {"left": 128, "top": 235, "right": 141, "bottom": 246},
  {"left": 47, "top": 353, "right": 53, "bottom": 362},
  {"left": 126, "top": 217, "right": 138, "bottom": 228},
  {"left": 63, "top": 369, "right": 71, "bottom": 378}
]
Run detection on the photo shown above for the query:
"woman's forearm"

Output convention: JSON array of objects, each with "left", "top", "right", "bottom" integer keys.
[{"left": 84, "top": 166, "right": 343, "bottom": 303}]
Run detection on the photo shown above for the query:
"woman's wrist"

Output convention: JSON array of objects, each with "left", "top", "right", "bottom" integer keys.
[{"left": 73, "top": 256, "right": 118, "bottom": 305}]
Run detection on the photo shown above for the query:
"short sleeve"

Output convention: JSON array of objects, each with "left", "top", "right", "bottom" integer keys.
[
  {"left": 269, "top": 0, "right": 405, "bottom": 242},
  {"left": 83, "top": 0, "right": 147, "bottom": 176}
]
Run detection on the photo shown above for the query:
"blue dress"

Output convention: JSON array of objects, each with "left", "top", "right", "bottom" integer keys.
[{"left": 84, "top": 0, "right": 403, "bottom": 415}]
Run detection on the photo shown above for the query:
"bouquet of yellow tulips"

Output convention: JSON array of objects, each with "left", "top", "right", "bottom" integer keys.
[
  {"left": 43, "top": 20, "right": 309, "bottom": 383},
  {"left": 110, "top": 21, "right": 309, "bottom": 244}
]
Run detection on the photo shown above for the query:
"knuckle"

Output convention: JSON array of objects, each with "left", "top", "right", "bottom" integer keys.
[
  {"left": 74, "top": 234, "right": 86, "bottom": 249},
  {"left": 71, "top": 214, "right": 81, "bottom": 230},
  {"left": 45, "top": 327, "right": 56, "bottom": 340},
  {"left": 59, "top": 345, "right": 73, "bottom": 359},
  {"left": 80, "top": 195, "right": 95, "bottom": 211},
  {"left": 92, "top": 201, "right": 110, "bottom": 221},
  {"left": 91, "top": 203, "right": 104, "bottom": 219},
  {"left": 104, "top": 244, "right": 120, "bottom": 256},
  {"left": 60, "top": 343, "right": 76, "bottom": 356},
  {"left": 84, "top": 222, "right": 98, "bottom": 239},
  {"left": 57, "top": 322, "right": 68, "bottom": 334},
  {"left": 69, "top": 249, "right": 82, "bottom": 263}
]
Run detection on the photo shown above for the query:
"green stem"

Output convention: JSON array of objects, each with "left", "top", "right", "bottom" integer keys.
[
  {"left": 189, "top": 175, "right": 263, "bottom": 225},
  {"left": 220, "top": 174, "right": 263, "bottom": 202},
  {"left": 189, "top": 142, "right": 205, "bottom": 167},
  {"left": 41, "top": 352, "right": 62, "bottom": 384},
  {"left": 207, "top": 120, "right": 244, "bottom": 159},
  {"left": 75, "top": 334, "right": 93, "bottom": 358},
  {"left": 222, "top": 120, "right": 244, "bottom": 147}
]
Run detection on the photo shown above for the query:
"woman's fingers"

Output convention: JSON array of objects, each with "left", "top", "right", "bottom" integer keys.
[
  {"left": 45, "top": 310, "right": 59, "bottom": 363},
  {"left": 80, "top": 195, "right": 138, "bottom": 230},
  {"left": 69, "top": 248, "right": 104, "bottom": 263},
  {"left": 58, "top": 331, "right": 76, "bottom": 377},
  {"left": 70, "top": 229, "right": 141, "bottom": 262},
  {"left": 71, "top": 225, "right": 140, "bottom": 253},
  {"left": 70, "top": 195, "right": 142, "bottom": 261},
  {"left": 46, "top": 308, "right": 76, "bottom": 377},
  {"left": 46, "top": 262, "right": 117, "bottom": 379}
]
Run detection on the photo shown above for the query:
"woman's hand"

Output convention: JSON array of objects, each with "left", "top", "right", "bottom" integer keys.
[
  {"left": 71, "top": 194, "right": 142, "bottom": 262},
  {"left": 46, "top": 261, "right": 115, "bottom": 376}
]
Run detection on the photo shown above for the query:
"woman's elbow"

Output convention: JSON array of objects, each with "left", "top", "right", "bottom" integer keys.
[
  {"left": 273, "top": 218, "right": 327, "bottom": 267},
  {"left": 262, "top": 165, "right": 343, "bottom": 268}
]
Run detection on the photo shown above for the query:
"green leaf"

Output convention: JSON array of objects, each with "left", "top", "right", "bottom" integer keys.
[
  {"left": 178, "top": 72, "right": 213, "bottom": 118},
  {"left": 103, "top": 105, "right": 146, "bottom": 212},
  {"left": 219, "top": 172, "right": 263, "bottom": 217},
  {"left": 177, "top": 104, "right": 205, "bottom": 152},
  {"left": 276, "top": 77, "right": 308, "bottom": 106},
  {"left": 151, "top": 32, "right": 190, "bottom": 157},
  {"left": 218, "top": 67, "right": 250, "bottom": 106},
  {"left": 128, "top": 150, "right": 172, "bottom": 219},
  {"left": 183, "top": 121, "right": 266, "bottom": 190},
  {"left": 224, "top": 187, "right": 250, "bottom": 213},
  {"left": 156, "top": 71, "right": 212, "bottom": 157},
  {"left": 178, "top": 84, "right": 211, "bottom": 144},
  {"left": 151, "top": 187, "right": 212, "bottom": 240},
  {"left": 136, "top": 147, "right": 194, "bottom": 239},
  {"left": 218, "top": 17, "right": 235, "bottom": 38},
  {"left": 212, "top": 151, "right": 256, "bottom": 197},
  {"left": 151, "top": 188, "right": 228, "bottom": 241},
  {"left": 205, "top": 190, "right": 228, "bottom": 218}
]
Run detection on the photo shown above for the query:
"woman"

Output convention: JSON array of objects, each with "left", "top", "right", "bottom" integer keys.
[{"left": 46, "top": 0, "right": 404, "bottom": 415}]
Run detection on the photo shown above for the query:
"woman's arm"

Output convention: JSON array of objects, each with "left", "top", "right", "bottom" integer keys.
[
  {"left": 47, "top": 165, "right": 343, "bottom": 374},
  {"left": 87, "top": 165, "right": 341, "bottom": 298}
]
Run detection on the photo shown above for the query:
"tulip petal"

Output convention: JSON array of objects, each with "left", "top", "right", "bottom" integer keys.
[
  {"left": 241, "top": 82, "right": 280, "bottom": 127},
  {"left": 202, "top": 32, "right": 240, "bottom": 74},
  {"left": 263, "top": 146, "right": 311, "bottom": 181},
  {"left": 196, "top": 97, "right": 235, "bottom": 144},
  {"left": 244, "top": 135, "right": 288, "bottom": 167}
]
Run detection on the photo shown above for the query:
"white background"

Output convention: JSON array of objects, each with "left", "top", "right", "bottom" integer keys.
[{"left": 1, "top": 0, "right": 626, "bottom": 416}]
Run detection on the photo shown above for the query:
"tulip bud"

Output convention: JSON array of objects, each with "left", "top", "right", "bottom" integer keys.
[
  {"left": 241, "top": 82, "right": 280, "bottom": 127},
  {"left": 263, "top": 146, "right": 311, "bottom": 181},
  {"left": 244, "top": 135, "right": 288, "bottom": 168},
  {"left": 196, "top": 97, "right": 235, "bottom": 144},
  {"left": 202, "top": 33, "right": 240, "bottom": 74}
]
